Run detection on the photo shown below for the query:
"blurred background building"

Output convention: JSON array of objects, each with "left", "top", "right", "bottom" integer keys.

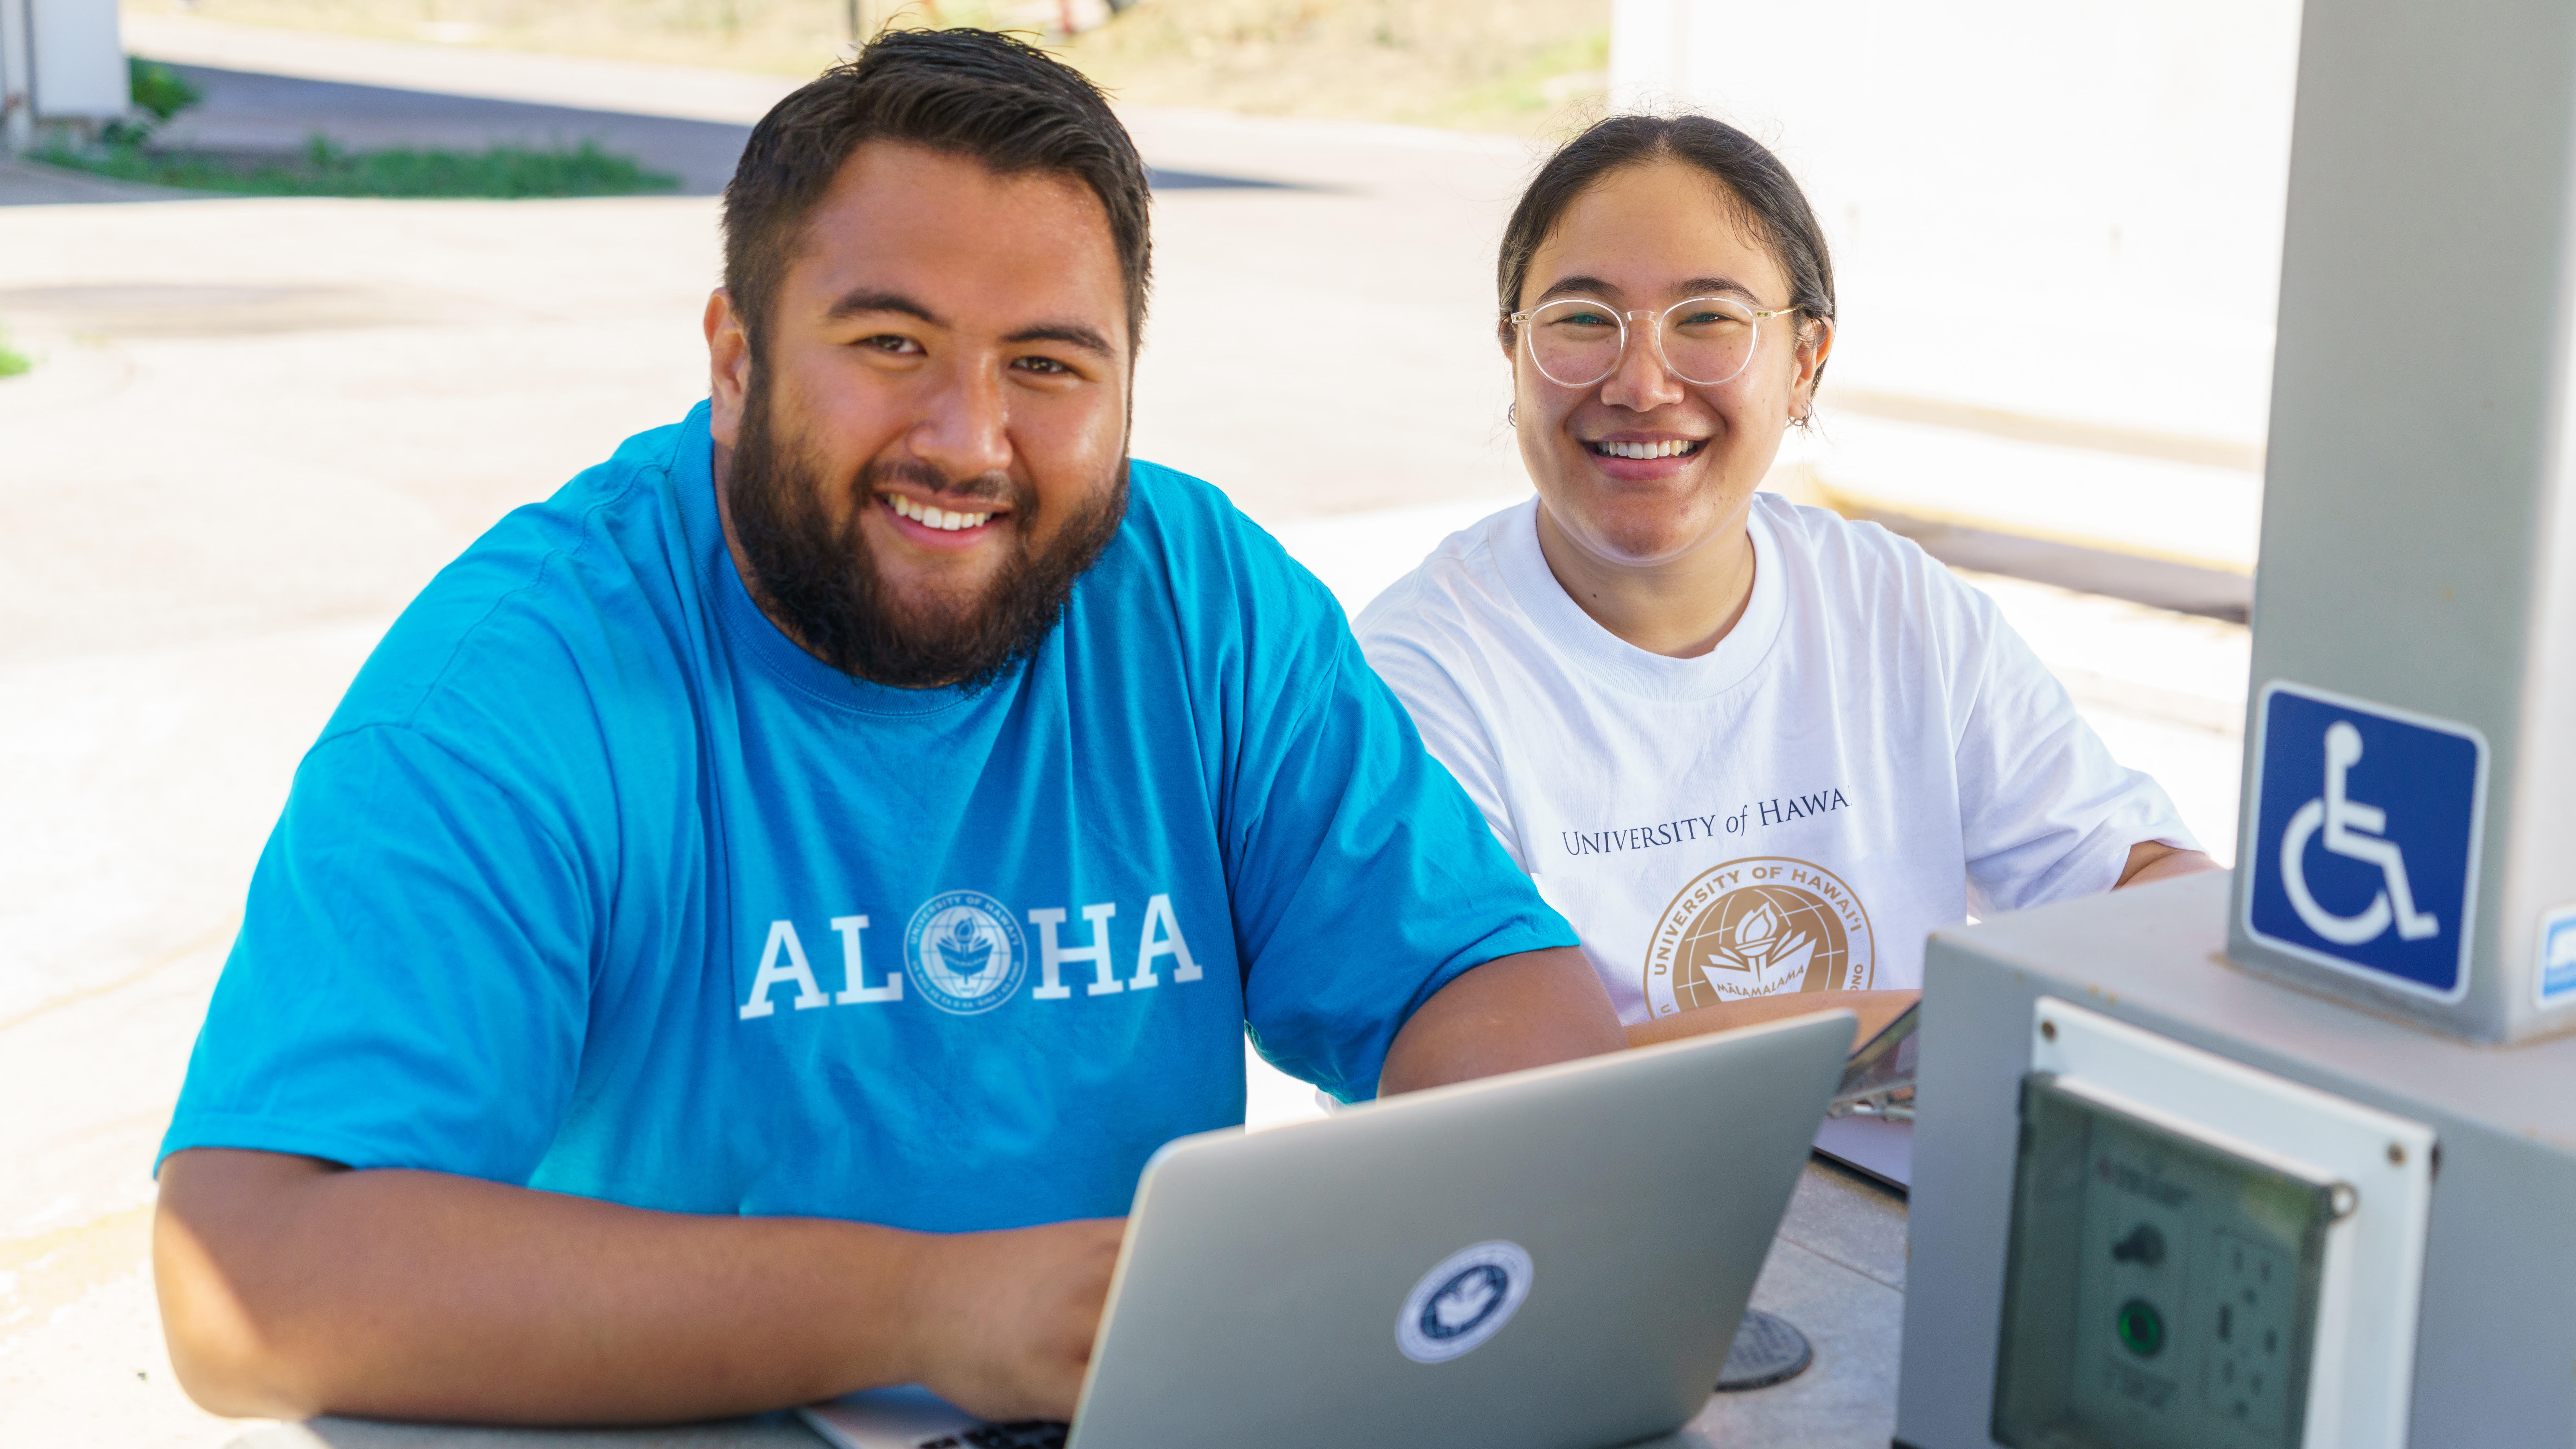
[{"left": 2, "top": 0, "right": 132, "bottom": 147}]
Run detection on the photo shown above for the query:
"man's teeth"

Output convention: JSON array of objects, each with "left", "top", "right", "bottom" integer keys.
[
  {"left": 1594, "top": 440, "right": 1699, "bottom": 459},
  {"left": 888, "top": 494, "right": 993, "bottom": 531}
]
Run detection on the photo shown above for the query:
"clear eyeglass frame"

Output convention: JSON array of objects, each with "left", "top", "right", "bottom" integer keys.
[{"left": 1506, "top": 294, "right": 1804, "bottom": 390}]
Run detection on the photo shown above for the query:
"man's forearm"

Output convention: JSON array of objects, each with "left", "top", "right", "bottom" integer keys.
[
  {"left": 1379, "top": 946, "right": 1626, "bottom": 1095},
  {"left": 157, "top": 1148, "right": 933, "bottom": 1423},
  {"left": 156, "top": 1149, "right": 1115, "bottom": 1425}
]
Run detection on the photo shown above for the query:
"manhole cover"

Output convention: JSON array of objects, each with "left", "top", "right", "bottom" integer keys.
[{"left": 1715, "top": 1308, "right": 1814, "bottom": 1392}]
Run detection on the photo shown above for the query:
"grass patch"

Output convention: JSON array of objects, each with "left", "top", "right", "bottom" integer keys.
[
  {"left": 40, "top": 136, "right": 680, "bottom": 199},
  {"left": 1439, "top": 28, "right": 1610, "bottom": 131},
  {"left": 1057, "top": 0, "right": 1610, "bottom": 136}
]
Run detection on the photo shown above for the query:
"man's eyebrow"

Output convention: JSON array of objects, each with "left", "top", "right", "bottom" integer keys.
[
  {"left": 824, "top": 289, "right": 939, "bottom": 324},
  {"left": 1004, "top": 322, "right": 1116, "bottom": 356}
]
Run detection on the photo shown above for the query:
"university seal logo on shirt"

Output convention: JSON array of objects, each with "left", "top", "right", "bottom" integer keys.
[
  {"left": 1642, "top": 857, "right": 1876, "bottom": 1018},
  {"left": 904, "top": 891, "right": 1029, "bottom": 1015}
]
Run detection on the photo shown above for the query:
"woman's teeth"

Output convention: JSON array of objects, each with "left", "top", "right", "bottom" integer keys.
[
  {"left": 1593, "top": 440, "right": 1700, "bottom": 459},
  {"left": 888, "top": 494, "right": 993, "bottom": 531}
]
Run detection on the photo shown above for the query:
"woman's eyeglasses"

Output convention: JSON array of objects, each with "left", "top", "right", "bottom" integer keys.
[{"left": 1507, "top": 295, "right": 1801, "bottom": 389}]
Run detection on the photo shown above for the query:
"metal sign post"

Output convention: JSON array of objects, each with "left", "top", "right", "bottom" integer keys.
[
  {"left": 1, "top": 0, "right": 33, "bottom": 153},
  {"left": 2228, "top": 0, "right": 2576, "bottom": 1043}
]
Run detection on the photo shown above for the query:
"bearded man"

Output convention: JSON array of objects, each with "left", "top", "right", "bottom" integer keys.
[{"left": 149, "top": 27, "right": 1623, "bottom": 1430}]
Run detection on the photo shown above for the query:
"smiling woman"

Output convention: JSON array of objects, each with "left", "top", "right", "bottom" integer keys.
[{"left": 1354, "top": 115, "right": 2217, "bottom": 1134}]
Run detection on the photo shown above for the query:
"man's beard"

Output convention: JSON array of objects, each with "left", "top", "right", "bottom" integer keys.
[{"left": 724, "top": 378, "right": 1129, "bottom": 693}]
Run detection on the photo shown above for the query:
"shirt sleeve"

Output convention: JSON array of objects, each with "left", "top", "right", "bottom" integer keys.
[
  {"left": 1354, "top": 583, "right": 1529, "bottom": 873},
  {"left": 1225, "top": 625, "right": 1578, "bottom": 1103},
  {"left": 157, "top": 723, "right": 595, "bottom": 1181},
  {"left": 1948, "top": 582, "right": 2201, "bottom": 913}
]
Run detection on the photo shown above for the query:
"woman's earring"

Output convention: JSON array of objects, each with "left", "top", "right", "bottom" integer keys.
[{"left": 1508, "top": 403, "right": 1518, "bottom": 425}]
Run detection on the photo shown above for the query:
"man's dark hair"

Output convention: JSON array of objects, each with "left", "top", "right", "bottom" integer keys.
[
  {"left": 722, "top": 28, "right": 1153, "bottom": 356},
  {"left": 1497, "top": 114, "right": 1835, "bottom": 389}
]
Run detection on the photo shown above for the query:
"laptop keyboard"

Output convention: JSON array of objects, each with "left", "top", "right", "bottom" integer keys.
[{"left": 913, "top": 1422, "right": 1067, "bottom": 1449}]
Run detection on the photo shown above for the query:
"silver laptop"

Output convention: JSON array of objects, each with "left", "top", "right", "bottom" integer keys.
[{"left": 803, "top": 1011, "right": 1852, "bottom": 1449}]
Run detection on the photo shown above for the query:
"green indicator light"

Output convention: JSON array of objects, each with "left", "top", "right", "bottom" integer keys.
[{"left": 2115, "top": 1298, "right": 2166, "bottom": 1357}]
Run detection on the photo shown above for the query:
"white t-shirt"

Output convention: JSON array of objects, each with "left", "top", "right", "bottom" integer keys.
[{"left": 1354, "top": 493, "right": 2195, "bottom": 1026}]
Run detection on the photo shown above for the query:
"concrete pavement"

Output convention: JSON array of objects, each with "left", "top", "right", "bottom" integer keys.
[{"left": 1, "top": 20, "right": 2256, "bottom": 1448}]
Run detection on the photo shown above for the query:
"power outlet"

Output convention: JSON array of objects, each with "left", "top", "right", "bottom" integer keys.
[
  {"left": 2202, "top": 1228, "right": 2296, "bottom": 1432},
  {"left": 2001, "top": 999, "right": 2439, "bottom": 1449}
]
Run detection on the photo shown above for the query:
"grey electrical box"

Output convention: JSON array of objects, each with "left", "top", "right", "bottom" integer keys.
[{"left": 1895, "top": 872, "right": 2576, "bottom": 1448}]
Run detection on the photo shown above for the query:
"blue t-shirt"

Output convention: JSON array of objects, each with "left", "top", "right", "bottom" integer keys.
[{"left": 159, "top": 405, "right": 1575, "bottom": 1230}]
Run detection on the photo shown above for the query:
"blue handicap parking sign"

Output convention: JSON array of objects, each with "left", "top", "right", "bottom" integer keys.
[{"left": 2246, "top": 683, "right": 2487, "bottom": 1000}]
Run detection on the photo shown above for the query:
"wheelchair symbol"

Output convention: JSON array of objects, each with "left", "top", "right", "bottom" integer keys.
[{"left": 2281, "top": 721, "right": 2440, "bottom": 947}]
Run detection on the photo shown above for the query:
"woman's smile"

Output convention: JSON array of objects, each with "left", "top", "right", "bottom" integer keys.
[
  {"left": 1583, "top": 437, "right": 1707, "bottom": 460},
  {"left": 1578, "top": 430, "right": 1714, "bottom": 486}
]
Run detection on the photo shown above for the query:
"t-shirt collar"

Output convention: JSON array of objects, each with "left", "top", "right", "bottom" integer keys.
[
  {"left": 673, "top": 401, "right": 985, "bottom": 718},
  {"left": 1492, "top": 492, "right": 1787, "bottom": 702}
]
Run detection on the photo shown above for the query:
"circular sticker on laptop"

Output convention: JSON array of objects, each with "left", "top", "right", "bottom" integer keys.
[{"left": 1395, "top": 1240, "right": 1533, "bottom": 1364}]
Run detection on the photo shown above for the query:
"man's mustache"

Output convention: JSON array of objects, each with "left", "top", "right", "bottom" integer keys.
[{"left": 857, "top": 458, "right": 1025, "bottom": 511}]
